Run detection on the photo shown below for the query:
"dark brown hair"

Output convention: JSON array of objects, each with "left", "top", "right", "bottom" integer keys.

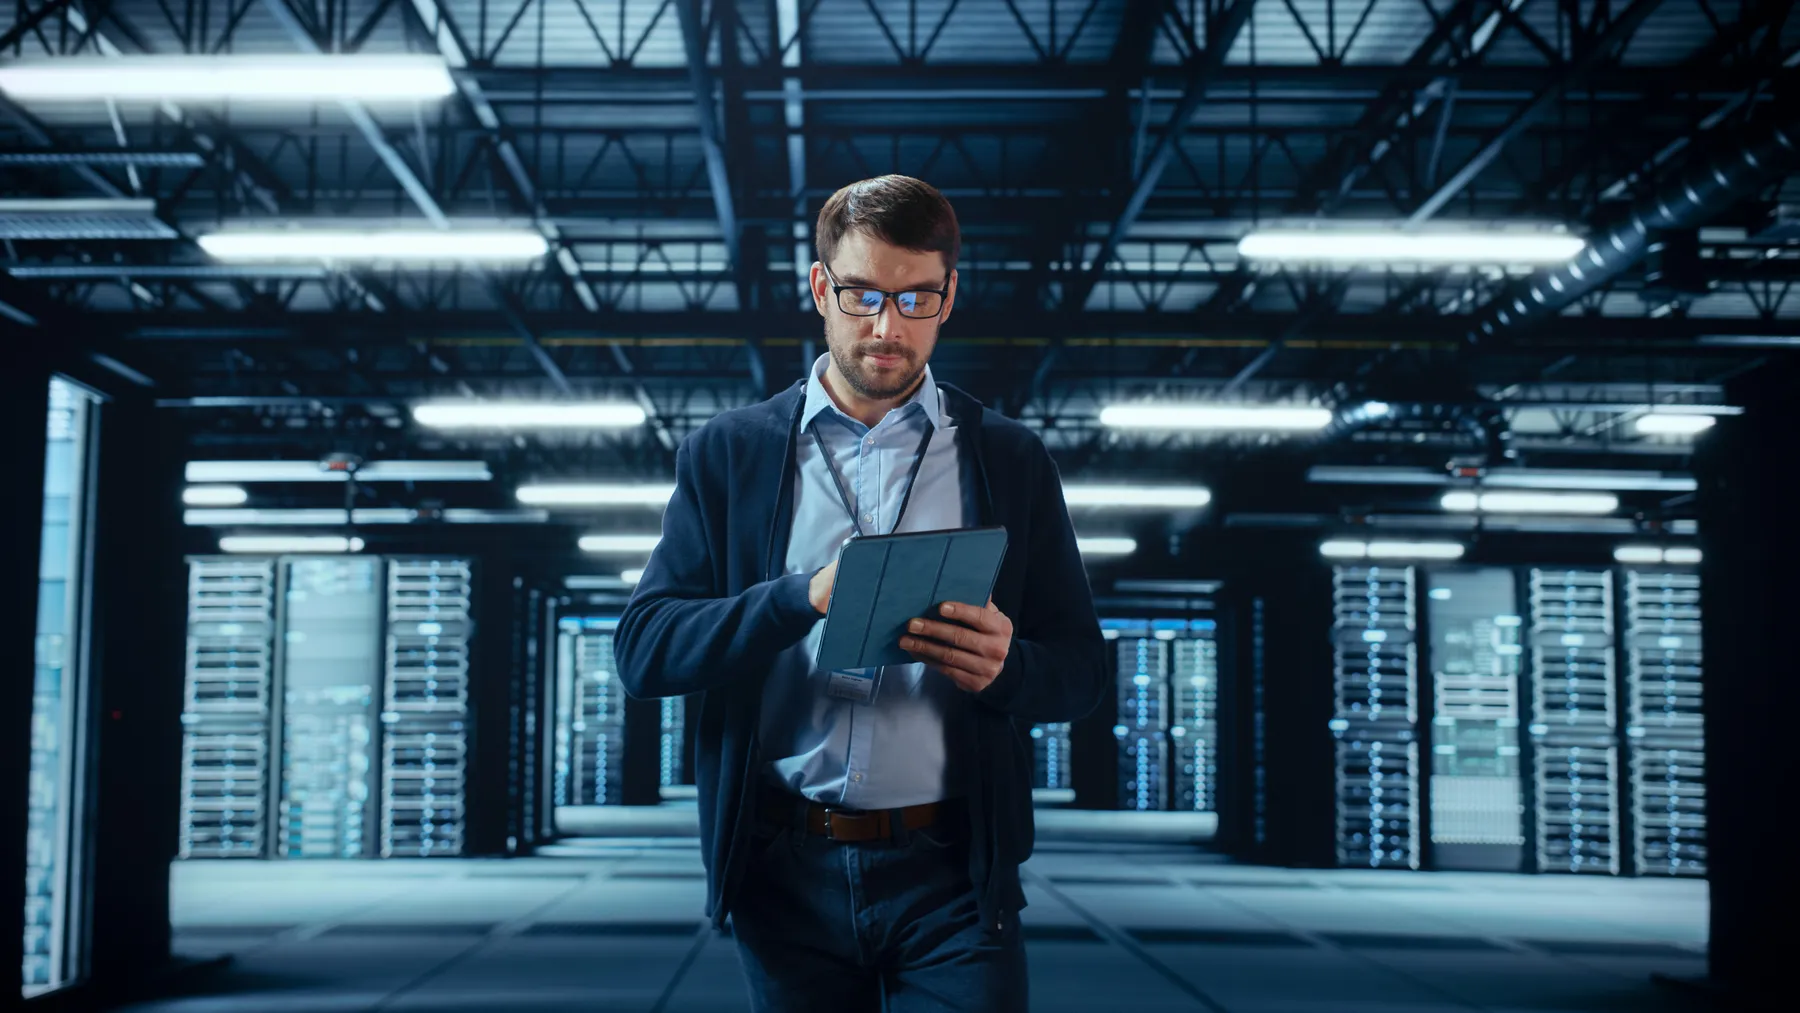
[{"left": 815, "top": 175, "right": 960, "bottom": 277}]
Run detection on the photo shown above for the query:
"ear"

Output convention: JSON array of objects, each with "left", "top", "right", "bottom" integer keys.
[
  {"left": 939, "top": 268, "right": 958, "bottom": 326},
  {"left": 809, "top": 261, "right": 830, "bottom": 316}
]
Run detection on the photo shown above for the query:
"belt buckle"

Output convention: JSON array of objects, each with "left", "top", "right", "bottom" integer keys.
[{"left": 821, "top": 807, "right": 839, "bottom": 840}]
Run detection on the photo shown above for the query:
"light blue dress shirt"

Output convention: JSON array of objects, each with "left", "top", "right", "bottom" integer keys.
[{"left": 757, "top": 354, "right": 974, "bottom": 810}]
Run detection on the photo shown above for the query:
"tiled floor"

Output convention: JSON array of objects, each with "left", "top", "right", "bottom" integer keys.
[{"left": 129, "top": 838, "right": 1711, "bottom": 1013}]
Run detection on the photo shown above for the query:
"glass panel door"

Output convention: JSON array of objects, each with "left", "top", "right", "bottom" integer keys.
[{"left": 24, "top": 379, "right": 97, "bottom": 996}]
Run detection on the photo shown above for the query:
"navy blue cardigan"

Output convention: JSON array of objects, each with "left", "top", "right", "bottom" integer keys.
[{"left": 613, "top": 379, "right": 1108, "bottom": 935}]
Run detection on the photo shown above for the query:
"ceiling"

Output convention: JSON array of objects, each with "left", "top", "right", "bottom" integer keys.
[{"left": 3, "top": 0, "right": 1795, "bottom": 537}]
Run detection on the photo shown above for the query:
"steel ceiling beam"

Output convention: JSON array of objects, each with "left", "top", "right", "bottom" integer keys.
[
  {"left": 1061, "top": 0, "right": 1257, "bottom": 314},
  {"left": 1407, "top": 0, "right": 1669, "bottom": 224}
]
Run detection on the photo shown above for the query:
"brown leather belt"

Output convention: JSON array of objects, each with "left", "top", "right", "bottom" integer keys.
[{"left": 760, "top": 787, "right": 954, "bottom": 843}]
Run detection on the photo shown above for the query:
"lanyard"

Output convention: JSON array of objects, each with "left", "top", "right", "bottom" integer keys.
[{"left": 810, "top": 419, "right": 936, "bottom": 539}]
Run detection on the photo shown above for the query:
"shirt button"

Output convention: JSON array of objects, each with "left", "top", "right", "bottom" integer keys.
[
  {"left": 852, "top": 773, "right": 862, "bottom": 782},
  {"left": 865, "top": 436, "right": 875, "bottom": 446},
  {"left": 862, "top": 514, "right": 874, "bottom": 525}
]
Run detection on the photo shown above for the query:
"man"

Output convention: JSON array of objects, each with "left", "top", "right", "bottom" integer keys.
[{"left": 614, "top": 174, "right": 1107, "bottom": 1011}]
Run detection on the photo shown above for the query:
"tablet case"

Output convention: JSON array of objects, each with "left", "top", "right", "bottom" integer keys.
[{"left": 814, "top": 526, "right": 1009, "bottom": 672}]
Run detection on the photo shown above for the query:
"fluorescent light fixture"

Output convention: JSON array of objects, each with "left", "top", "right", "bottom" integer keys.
[
  {"left": 1441, "top": 490, "right": 1619, "bottom": 514},
  {"left": 1076, "top": 537, "right": 1137, "bottom": 556},
  {"left": 580, "top": 534, "right": 662, "bottom": 553},
  {"left": 1063, "top": 485, "right": 1212, "bottom": 509},
  {"left": 1635, "top": 413, "right": 1716, "bottom": 435},
  {"left": 620, "top": 568, "right": 645, "bottom": 585},
  {"left": 0, "top": 55, "right": 455, "bottom": 102},
  {"left": 1615, "top": 545, "right": 1703, "bottom": 565},
  {"left": 185, "top": 460, "right": 491, "bottom": 483},
  {"left": 1309, "top": 465, "right": 1695, "bottom": 493},
  {"left": 564, "top": 576, "right": 630, "bottom": 590},
  {"left": 516, "top": 483, "right": 676, "bottom": 507},
  {"left": 1237, "top": 229, "right": 1584, "bottom": 265},
  {"left": 183, "top": 485, "right": 248, "bottom": 507},
  {"left": 1098, "top": 405, "right": 1333, "bottom": 431},
  {"left": 0, "top": 198, "right": 177, "bottom": 240},
  {"left": 1321, "top": 539, "right": 1464, "bottom": 560},
  {"left": 199, "top": 229, "right": 547, "bottom": 262},
  {"left": 441, "top": 508, "right": 550, "bottom": 524},
  {"left": 218, "top": 534, "right": 365, "bottom": 554},
  {"left": 412, "top": 402, "right": 647, "bottom": 429},
  {"left": 185, "top": 508, "right": 416, "bottom": 526}
]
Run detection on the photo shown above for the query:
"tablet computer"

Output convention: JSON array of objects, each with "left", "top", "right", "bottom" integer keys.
[{"left": 814, "top": 525, "right": 1009, "bottom": 672}]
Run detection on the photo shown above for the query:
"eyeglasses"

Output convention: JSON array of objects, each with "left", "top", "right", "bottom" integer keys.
[{"left": 821, "top": 262, "right": 948, "bottom": 319}]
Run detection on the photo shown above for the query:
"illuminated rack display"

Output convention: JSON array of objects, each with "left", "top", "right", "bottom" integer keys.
[
  {"left": 1108, "top": 621, "right": 1170, "bottom": 811},
  {"left": 554, "top": 617, "right": 627, "bottom": 806},
  {"left": 1625, "top": 570, "right": 1706, "bottom": 877},
  {"left": 1030, "top": 723, "right": 1073, "bottom": 793},
  {"left": 1331, "top": 566, "right": 1422, "bottom": 870},
  {"left": 660, "top": 697, "right": 687, "bottom": 795},
  {"left": 178, "top": 559, "right": 277, "bottom": 858},
  {"left": 1528, "top": 569, "right": 1620, "bottom": 875},
  {"left": 381, "top": 559, "right": 473, "bottom": 858},
  {"left": 1424, "top": 569, "right": 1525, "bottom": 871},
  {"left": 1170, "top": 625, "right": 1219, "bottom": 813},
  {"left": 277, "top": 558, "right": 382, "bottom": 859}
]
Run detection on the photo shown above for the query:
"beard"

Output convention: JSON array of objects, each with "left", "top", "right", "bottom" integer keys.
[{"left": 826, "top": 325, "right": 931, "bottom": 401}]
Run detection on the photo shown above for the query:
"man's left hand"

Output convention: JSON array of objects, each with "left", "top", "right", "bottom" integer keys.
[{"left": 900, "top": 600, "right": 1014, "bottom": 693}]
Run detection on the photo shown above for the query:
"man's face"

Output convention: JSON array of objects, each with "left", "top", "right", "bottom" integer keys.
[{"left": 810, "top": 230, "right": 957, "bottom": 401}]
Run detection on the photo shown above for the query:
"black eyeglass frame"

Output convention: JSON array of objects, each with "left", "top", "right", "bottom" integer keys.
[{"left": 819, "top": 261, "right": 952, "bottom": 319}]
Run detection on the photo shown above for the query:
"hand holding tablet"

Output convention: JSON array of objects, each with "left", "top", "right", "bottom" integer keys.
[{"left": 812, "top": 526, "right": 1009, "bottom": 676}]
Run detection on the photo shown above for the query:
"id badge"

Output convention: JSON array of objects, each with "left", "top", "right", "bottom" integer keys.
[{"left": 826, "top": 669, "right": 880, "bottom": 705}]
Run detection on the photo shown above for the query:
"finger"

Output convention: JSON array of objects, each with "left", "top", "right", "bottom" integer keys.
[
  {"left": 906, "top": 618, "right": 1003, "bottom": 657},
  {"left": 900, "top": 636, "right": 995, "bottom": 675},
  {"left": 935, "top": 664, "right": 991, "bottom": 693},
  {"left": 937, "top": 600, "right": 1001, "bottom": 633}
]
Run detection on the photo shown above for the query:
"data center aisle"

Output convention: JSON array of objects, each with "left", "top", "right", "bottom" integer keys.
[{"left": 129, "top": 845, "right": 1710, "bottom": 1013}]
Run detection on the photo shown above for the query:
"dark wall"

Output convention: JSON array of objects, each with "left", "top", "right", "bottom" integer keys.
[
  {"left": 81, "top": 392, "right": 187, "bottom": 992},
  {"left": 1693, "top": 359, "right": 1800, "bottom": 1000},
  {"left": 2, "top": 350, "right": 52, "bottom": 1005}
]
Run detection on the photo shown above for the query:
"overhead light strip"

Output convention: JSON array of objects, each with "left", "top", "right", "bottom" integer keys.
[
  {"left": 1238, "top": 229, "right": 1584, "bottom": 265},
  {"left": 1099, "top": 405, "right": 1333, "bottom": 431},
  {"left": 0, "top": 55, "right": 456, "bottom": 102},
  {"left": 217, "top": 534, "right": 365, "bottom": 554},
  {"left": 186, "top": 460, "right": 492, "bottom": 483},
  {"left": 199, "top": 228, "right": 548, "bottom": 263}
]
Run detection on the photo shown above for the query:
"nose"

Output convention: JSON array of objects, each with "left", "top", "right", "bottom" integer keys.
[{"left": 871, "top": 295, "right": 908, "bottom": 338}]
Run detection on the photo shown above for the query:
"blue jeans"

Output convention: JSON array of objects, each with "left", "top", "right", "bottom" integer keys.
[{"left": 728, "top": 813, "right": 1028, "bottom": 1012}]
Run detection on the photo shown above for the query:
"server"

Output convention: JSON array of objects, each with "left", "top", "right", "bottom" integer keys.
[
  {"left": 1170, "top": 623, "right": 1219, "bottom": 813},
  {"left": 1528, "top": 568, "right": 1621, "bottom": 875},
  {"left": 1625, "top": 569, "right": 1706, "bottom": 877},
  {"left": 1424, "top": 569, "right": 1526, "bottom": 871},
  {"left": 553, "top": 617, "right": 627, "bottom": 807},
  {"left": 175, "top": 554, "right": 476, "bottom": 860},
  {"left": 178, "top": 559, "right": 277, "bottom": 859},
  {"left": 381, "top": 559, "right": 473, "bottom": 858},
  {"left": 1107, "top": 620, "right": 1170, "bottom": 811},
  {"left": 660, "top": 697, "right": 687, "bottom": 796},
  {"left": 1331, "top": 566, "right": 1422, "bottom": 870},
  {"left": 1029, "top": 723, "right": 1073, "bottom": 796}
]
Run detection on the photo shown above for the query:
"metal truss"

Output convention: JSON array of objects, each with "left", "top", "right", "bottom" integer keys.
[{"left": 1, "top": 0, "right": 1793, "bottom": 479}]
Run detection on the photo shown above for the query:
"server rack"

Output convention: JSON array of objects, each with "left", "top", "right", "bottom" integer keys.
[
  {"left": 275, "top": 557, "right": 383, "bottom": 859},
  {"left": 554, "top": 617, "right": 627, "bottom": 807},
  {"left": 1030, "top": 723, "right": 1074, "bottom": 795},
  {"left": 1331, "top": 566, "right": 1422, "bottom": 870},
  {"left": 177, "top": 560, "right": 277, "bottom": 859},
  {"left": 1624, "top": 569, "right": 1706, "bottom": 877},
  {"left": 1424, "top": 569, "right": 1526, "bottom": 871},
  {"left": 380, "top": 559, "right": 473, "bottom": 858},
  {"left": 1108, "top": 622, "right": 1170, "bottom": 811},
  {"left": 1170, "top": 626, "right": 1220, "bottom": 813},
  {"left": 175, "top": 553, "right": 477, "bottom": 861},
  {"left": 659, "top": 697, "right": 688, "bottom": 796},
  {"left": 1528, "top": 568, "right": 1621, "bottom": 875}
]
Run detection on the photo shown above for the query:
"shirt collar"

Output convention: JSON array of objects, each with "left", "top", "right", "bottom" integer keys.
[{"left": 800, "top": 352, "right": 944, "bottom": 432}]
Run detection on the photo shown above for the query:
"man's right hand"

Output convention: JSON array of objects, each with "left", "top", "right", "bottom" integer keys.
[{"left": 808, "top": 558, "right": 839, "bottom": 615}]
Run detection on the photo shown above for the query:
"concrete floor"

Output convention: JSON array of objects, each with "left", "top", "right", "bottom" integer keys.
[{"left": 129, "top": 839, "right": 1710, "bottom": 1013}]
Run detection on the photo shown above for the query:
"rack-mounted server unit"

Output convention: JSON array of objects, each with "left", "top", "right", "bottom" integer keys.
[
  {"left": 1424, "top": 568, "right": 1526, "bottom": 871},
  {"left": 1108, "top": 621, "right": 1170, "bottom": 811},
  {"left": 1330, "top": 566, "right": 1422, "bottom": 870},
  {"left": 553, "top": 617, "right": 628, "bottom": 807},
  {"left": 381, "top": 559, "right": 473, "bottom": 858},
  {"left": 1528, "top": 568, "right": 1620, "bottom": 875},
  {"left": 178, "top": 560, "right": 277, "bottom": 859},
  {"left": 1625, "top": 569, "right": 1706, "bottom": 877}
]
